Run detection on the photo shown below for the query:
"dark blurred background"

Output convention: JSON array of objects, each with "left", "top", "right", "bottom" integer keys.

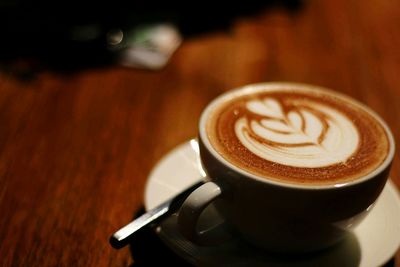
[{"left": 0, "top": 0, "right": 301, "bottom": 74}]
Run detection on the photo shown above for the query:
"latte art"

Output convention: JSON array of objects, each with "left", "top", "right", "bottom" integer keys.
[
  {"left": 205, "top": 84, "right": 390, "bottom": 185},
  {"left": 235, "top": 98, "right": 359, "bottom": 167}
]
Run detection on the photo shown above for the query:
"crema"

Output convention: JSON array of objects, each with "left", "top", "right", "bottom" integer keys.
[{"left": 206, "top": 84, "right": 390, "bottom": 185}]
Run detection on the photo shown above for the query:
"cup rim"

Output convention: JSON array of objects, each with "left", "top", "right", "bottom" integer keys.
[{"left": 199, "top": 82, "right": 395, "bottom": 190}]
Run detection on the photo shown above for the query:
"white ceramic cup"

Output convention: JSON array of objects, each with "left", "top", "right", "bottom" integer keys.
[{"left": 177, "top": 83, "right": 395, "bottom": 253}]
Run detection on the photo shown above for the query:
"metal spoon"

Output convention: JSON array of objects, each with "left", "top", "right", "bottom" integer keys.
[{"left": 109, "top": 180, "right": 203, "bottom": 249}]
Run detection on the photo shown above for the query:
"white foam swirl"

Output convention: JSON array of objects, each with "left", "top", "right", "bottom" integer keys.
[{"left": 235, "top": 98, "right": 359, "bottom": 168}]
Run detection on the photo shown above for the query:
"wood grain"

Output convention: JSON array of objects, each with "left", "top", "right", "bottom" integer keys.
[{"left": 0, "top": 0, "right": 399, "bottom": 266}]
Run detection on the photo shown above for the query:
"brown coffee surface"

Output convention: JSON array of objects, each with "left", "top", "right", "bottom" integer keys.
[{"left": 206, "top": 86, "right": 390, "bottom": 185}]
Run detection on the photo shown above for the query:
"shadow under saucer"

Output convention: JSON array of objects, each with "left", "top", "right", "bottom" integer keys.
[
  {"left": 154, "top": 203, "right": 364, "bottom": 267},
  {"left": 127, "top": 204, "right": 363, "bottom": 267},
  {"left": 128, "top": 207, "right": 193, "bottom": 267}
]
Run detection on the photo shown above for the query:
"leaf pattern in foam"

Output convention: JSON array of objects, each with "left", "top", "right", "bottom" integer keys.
[
  {"left": 236, "top": 97, "right": 359, "bottom": 167},
  {"left": 260, "top": 119, "right": 293, "bottom": 133},
  {"left": 302, "top": 110, "right": 323, "bottom": 144},
  {"left": 251, "top": 120, "right": 313, "bottom": 144},
  {"left": 248, "top": 99, "right": 323, "bottom": 145},
  {"left": 246, "top": 98, "right": 284, "bottom": 119},
  {"left": 287, "top": 111, "right": 302, "bottom": 132}
]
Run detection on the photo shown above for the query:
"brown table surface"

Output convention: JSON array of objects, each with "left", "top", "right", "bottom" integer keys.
[{"left": 1, "top": 0, "right": 399, "bottom": 266}]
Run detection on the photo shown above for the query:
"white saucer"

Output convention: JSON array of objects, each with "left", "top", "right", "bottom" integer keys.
[{"left": 144, "top": 139, "right": 400, "bottom": 267}]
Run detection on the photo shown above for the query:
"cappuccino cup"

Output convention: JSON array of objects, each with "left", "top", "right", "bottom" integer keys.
[{"left": 177, "top": 82, "right": 395, "bottom": 253}]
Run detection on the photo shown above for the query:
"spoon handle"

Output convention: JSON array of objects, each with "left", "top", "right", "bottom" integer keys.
[{"left": 110, "top": 180, "right": 203, "bottom": 249}]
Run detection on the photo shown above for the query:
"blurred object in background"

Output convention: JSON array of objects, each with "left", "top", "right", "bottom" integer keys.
[
  {"left": 113, "top": 24, "right": 182, "bottom": 70},
  {"left": 0, "top": 0, "right": 302, "bottom": 75}
]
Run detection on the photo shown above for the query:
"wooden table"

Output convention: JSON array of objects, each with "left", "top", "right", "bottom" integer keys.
[{"left": 0, "top": 0, "right": 399, "bottom": 266}]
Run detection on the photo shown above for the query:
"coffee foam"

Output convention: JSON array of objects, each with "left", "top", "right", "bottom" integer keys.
[
  {"left": 235, "top": 98, "right": 359, "bottom": 168},
  {"left": 206, "top": 86, "right": 390, "bottom": 185}
]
